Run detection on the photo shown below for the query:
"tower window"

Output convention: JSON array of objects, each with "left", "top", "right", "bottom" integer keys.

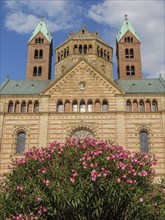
[
  {"left": 34, "top": 50, "right": 38, "bottom": 59},
  {"left": 33, "top": 66, "right": 37, "bottom": 76},
  {"left": 131, "top": 66, "right": 135, "bottom": 75},
  {"left": 16, "top": 132, "right": 26, "bottom": 154},
  {"left": 130, "top": 49, "right": 134, "bottom": 58},
  {"left": 125, "top": 49, "right": 129, "bottom": 58},
  {"left": 126, "top": 65, "right": 130, "bottom": 75},
  {"left": 87, "top": 100, "right": 93, "bottom": 112},
  {"left": 38, "top": 66, "right": 42, "bottom": 76},
  {"left": 140, "top": 131, "right": 149, "bottom": 153},
  {"left": 39, "top": 49, "right": 43, "bottom": 59}
]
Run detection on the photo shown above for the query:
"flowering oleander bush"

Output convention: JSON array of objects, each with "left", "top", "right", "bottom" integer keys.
[{"left": 0, "top": 138, "right": 165, "bottom": 220}]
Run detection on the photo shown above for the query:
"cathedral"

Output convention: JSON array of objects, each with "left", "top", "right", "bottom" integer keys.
[{"left": 0, "top": 17, "right": 165, "bottom": 178}]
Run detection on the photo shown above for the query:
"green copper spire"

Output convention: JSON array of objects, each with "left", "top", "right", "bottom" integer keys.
[
  {"left": 28, "top": 17, "right": 52, "bottom": 43},
  {"left": 117, "top": 15, "right": 140, "bottom": 42}
]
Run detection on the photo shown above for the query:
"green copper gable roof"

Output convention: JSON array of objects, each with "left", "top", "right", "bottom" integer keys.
[
  {"left": 28, "top": 19, "right": 52, "bottom": 43},
  {"left": 0, "top": 79, "right": 53, "bottom": 95},
  {"left": 117, "top": 18, "right": 140, "bottom": 42},
  {"left": 115, "top": 77, "right": 165, "bottom": 94}
]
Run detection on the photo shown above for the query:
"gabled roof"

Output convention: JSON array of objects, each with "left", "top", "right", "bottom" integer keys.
[
  {"left": 28, "top": 19, "right": 52, "bottom": 43},
  {"left": 116, "top": 17, "right": 140, "bottom": 42},
  {"left": 115, "top": 77, "right": 165, "bottom": 94},
  {"left": 69, "top": 26, "right": 109, "bottom": 46},
  {"left": 0, "top": 79, "right": 53, "bottom": 95},
  {"left": 43, "top": 57, "right": 123, "bottom": 95}
]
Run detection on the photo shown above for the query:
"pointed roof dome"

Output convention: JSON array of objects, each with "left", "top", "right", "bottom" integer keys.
[
  {"left": 28, "top": 18, "right": 52, "bottom": 43},
  {"left": 116, "top": 15, "right": 140, "bottom": 42}
]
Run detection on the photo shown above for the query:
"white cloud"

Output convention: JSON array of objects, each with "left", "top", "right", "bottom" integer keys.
[
  {"left": 88, "top": 0, "right": 165, "bottom": 78},
  {"left": 4, "top": 0, "right": 81, "bottom": 34}
]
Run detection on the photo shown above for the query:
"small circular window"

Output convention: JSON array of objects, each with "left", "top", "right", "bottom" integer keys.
[{"left": 79, "top": 82, "right": 86, "bottom": 90}]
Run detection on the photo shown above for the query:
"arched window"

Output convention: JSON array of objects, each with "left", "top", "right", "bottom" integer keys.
[
  {"left": 34, "top": 49, "right": 38, "bottom": 59},
  {"left": 34, "top": 101, "right": 39, "bottom": 112},
  {"left": 125, "top": 49, "right": 129, "bottom": 58},
  {"left": 127, "top": 37, "right": 130, "bottom": 42},
  {"left": 41, "top": 38, "right": 44, "bottom": 43},
  {"left": 100, "top": 48, "right": 103, "bottom": 57},
  {"left": 126, "top": 100, "right": 132, "bottom": 112},
  {"left": 58, "top": 53, "right": 60, "bottom": 62},
  {"left": 79, "top": 45, "right": 82, "bottom": 54},
  {"left": 35, "top": 39, "right": 38, "bottom": 43},
  {"left": 84, "top": 45, "right": 87, "bottom": 54},
  {"left": 97, "top": 46, "right": 100, "bottom": 56},
  {"left": 133, "top": 100, "right": 138, "bottom": 111},
  {"left": 39, "top": 49, "right": 43, "bottom": 59},
  {"left": 61, "top": 51, "right": 63, "bottom": 59},
  {"left": 87, "top": 100, "right": 93, "bottom": 112},
  {"left": 27, "top": 101, "right": 33, "bottom": 113},
  {"left": 33, "top": 66, "right": 37, "bottom": 76},
  {"left": 38, "top": 66, "right": 42, "bottom": 76},
  {"left": 15, "top": 101, "right": 20, "bottom": 113},
  {"left": 107, "top": 52, "right": 110, "bottom": 61},
  {"left": 152, "top": 100, "right": 158, "bottom": 112},
  {"left": 64, "top": 49, "right": 66, "bottom": 58},
  {"left": 21, "top": 101, "right": 26, "bottom": 113},
  {"left": 16, "top": 132, "right": 26, "bottom": 154},
  {"left": 67, "top": 47, "right": 69, "bottom": 56},
  {"left": 95, "top": 99, "right": 101, "bottom": 112},
  {"left": 140, "top": 131, "right": 149, "bottom": 153},
  {"left": 74, "top": 45, "right": 78, "bottom": 54},
  {"left": 64, "top": 100, "right": 70, "bottom": 112},
  {"left": 131, "top": 37, "right": 133, "bottom": 42},
  {"left": 131, "top": 66, "right": 135, "bottom": 75},
  {"left": 130, "top": 49, "right": 134, "bottom": 58},
  {"left": 126, "top": 66, "right": 130, "bottom": 75},
  {"left": 102, "top": 99, "right": 108, "bottom": 112},
  {"left": 104, "top": 50, "right": 107, "bottom": 59},
  {"left": 139, "top": 100, "right": 144, "bottom": 112},
  {"left": 72, "top": 100, "right": 78, "bottom": 112},
  {"left": 146, "top": 100, "right": 151, "bottom": 112},
  {"left": 8, "top": 101, "right": 14, "bottom": 113},
  {"left": 57, "top": 100, "right": 63, "bottom": 112},
  {"left": 38, "top": 37, "right": 41, "bottom": 43},
  {"left": 80, "top": 100, "right": 86, "bottom": 112},
  {"left": 89, "top": 45, "right": 92, "bottom": 54}
]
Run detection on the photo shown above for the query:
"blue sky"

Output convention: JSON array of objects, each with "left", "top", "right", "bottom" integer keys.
[{"left": 0, "top": 0, "right": 164, "bottom": 83}]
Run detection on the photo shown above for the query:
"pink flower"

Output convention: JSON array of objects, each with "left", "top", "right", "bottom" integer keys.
[
  {"left": 16, "top": 186, "right": 23, "bottom": 191},
  {"left": 36, "top": 197, "right": 41, "bottom": 202},
  {"left": 70, "top": 177, "right": 75, "bottom": 183},
  {"left": 43, "top": 179, "right": 50, "bottom": 186},
  {"left": 117, "top": 178, "right": 121, "bottom": 183},
  {"left": 139, "top": 197, "right": 144, "bottom": 202}
]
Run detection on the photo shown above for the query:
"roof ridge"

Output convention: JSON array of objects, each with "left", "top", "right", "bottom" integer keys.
[{"left": 0, "top": 77, "right": 10, "bottom": 92}]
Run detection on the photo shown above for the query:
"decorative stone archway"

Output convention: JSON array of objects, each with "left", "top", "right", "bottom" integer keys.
[{"left": 68, "top": 124, "right": 97, "bottom": 139}]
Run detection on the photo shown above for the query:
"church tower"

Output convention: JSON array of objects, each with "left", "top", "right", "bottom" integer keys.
[
  {"left": 116, "top": 15, "right": 142, "bottom": 79},
  {"left": 26, "top": 18, "right": 53, "bottom": 80}
]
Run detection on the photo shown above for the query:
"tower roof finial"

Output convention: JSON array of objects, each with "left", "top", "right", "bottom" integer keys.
[
  {"left": 40, "top": 16, "right": 45, "bottom": 21},
  {"left": 124, "top": 14, "right": 128, "bottom": 21}
]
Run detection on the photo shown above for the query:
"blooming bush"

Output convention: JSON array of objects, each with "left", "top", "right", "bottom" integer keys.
[{"left": 0, "top": 138, "right": 165, "bottom": 220}]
